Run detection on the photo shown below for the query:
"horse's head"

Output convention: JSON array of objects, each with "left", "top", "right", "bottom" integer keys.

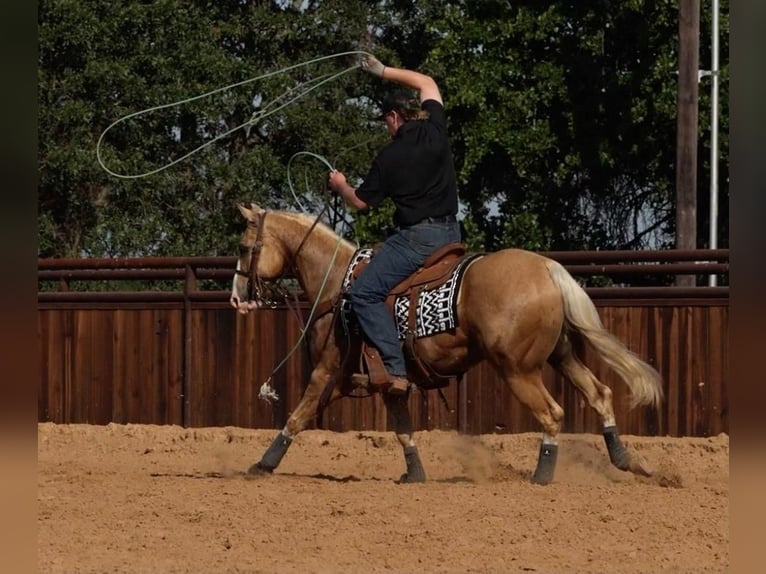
[{"left": 230, "top": 203, "right": 289, "bottom": 314}]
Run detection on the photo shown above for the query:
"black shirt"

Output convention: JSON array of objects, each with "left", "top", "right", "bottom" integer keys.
[{"left": 355, "top": 99, "right": 458, "bottom": 227}]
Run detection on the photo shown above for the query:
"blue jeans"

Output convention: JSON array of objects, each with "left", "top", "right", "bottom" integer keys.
[{"left": 349, "top": 221, "right": 461, "bottom": 377}]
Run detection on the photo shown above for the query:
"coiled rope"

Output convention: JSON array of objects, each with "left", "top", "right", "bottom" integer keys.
[
  {"left": 96, "top": 50, "right": 374, "bottom": 179},
  {"left": 96, "top": 50, "right": 382, "bottom": 402}
]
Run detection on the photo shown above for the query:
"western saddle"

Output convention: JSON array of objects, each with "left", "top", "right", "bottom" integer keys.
[{"left": 346, "top": 242, "right": 468, "bottom": 392}]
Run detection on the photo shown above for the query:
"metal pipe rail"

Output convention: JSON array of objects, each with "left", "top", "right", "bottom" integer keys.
[
  {"left": 37, "top": 249, "right": 729, "bottom": 303},
  {"left": 37, "top": 249, "right": 729, "bottom": 271}
]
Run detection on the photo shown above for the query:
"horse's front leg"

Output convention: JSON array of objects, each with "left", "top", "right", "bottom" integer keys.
[
  {"left": 249, "top": 366, "right": 338, "bottom": 475},
  {"left": 382, "top": 392, "right": 427, "bottom": 483}
]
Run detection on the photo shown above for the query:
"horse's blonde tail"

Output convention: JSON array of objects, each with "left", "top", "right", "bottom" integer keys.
[{"left": 546, "top": 260, "right": 663, "bottom": 409}]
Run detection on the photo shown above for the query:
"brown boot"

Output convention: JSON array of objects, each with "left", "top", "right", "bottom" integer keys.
[{"left": 388, "top": 376, "right": 410, "bottom": 395}]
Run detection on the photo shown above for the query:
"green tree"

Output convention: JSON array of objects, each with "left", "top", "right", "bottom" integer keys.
[
  {"left": 38, "top": 0, "right": 388, "bottom": 258},
  {"left": 39, "top": 0, "right": 729, "bottom": 263},
  {"left": 373, "top": 0, "right": 728, "bottom": 252}
]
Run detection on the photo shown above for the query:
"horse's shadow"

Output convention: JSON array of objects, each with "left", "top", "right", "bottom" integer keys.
[
  {"left": 149, "top": 469, "right": 528, "bottom": 484},
  {"left": 269, "top": 472, "right": 521, "bottom": 484},
  {"left": 149, "top": 470, "right": 370, "bottom": 482},
  {"left": 149, "top": 471, "right": 245, "bottom": 480}
]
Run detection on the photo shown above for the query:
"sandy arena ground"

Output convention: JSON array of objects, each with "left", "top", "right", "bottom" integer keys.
[{"left": 38, "top": 423, "right": 728, "bottom": 574}]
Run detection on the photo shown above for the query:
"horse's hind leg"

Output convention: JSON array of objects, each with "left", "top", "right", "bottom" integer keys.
[
  {"left": 503, "top": 371, "right": 565, "bottom": 485},
  {"left": 549, "top": 332, "right": 652, "bottom": 476},
  {"left": 382, "top": 392, "right": 426, "bottom": 483}
]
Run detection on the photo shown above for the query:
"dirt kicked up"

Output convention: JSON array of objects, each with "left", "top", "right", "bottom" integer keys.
[{"left": 38, "top": 423, "right": 728, "bottom": 574}]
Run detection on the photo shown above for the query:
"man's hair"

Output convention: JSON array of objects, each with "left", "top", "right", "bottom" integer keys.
[{"left": 378, "top": 89, "right": 430, "bottom": 121}]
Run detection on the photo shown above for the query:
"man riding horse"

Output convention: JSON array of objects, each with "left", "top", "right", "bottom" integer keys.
[
  {"left": 230, "top": 53, "right": 662, "bottom": 485},
  {"left": 327, "top": 54, "right": 461, "bottom": 396}
]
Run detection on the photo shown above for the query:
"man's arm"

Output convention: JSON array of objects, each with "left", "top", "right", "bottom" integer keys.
[
  {"left": 361, "top": 55, "right": 442, "bottom": 104},
  {"left": 328, "top": 170, "right": 367, "bottom": 210}
]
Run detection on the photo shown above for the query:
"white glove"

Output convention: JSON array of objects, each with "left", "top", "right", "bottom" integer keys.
[{"left": 361, "top": 54, "right": 385, "bottom": 78}]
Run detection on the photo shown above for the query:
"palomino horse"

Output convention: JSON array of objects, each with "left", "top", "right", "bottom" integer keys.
[{"left": 230, "top": 204, "right": 663, "bottom": 484}]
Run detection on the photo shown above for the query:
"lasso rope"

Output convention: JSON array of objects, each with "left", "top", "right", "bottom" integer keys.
[
  {"left": 257, "top": 148, "right": 364, "bottom": 402},
  {"left": 96, "top": 50, "right": 373, "bottom": 179},
  {"left": 259, "top": 132, "right": 392, "bottom": 402},
  {"left": 97, "top": 50, "right": 381, "bottom": 402},
  {"left": 287, "top": 151, "right": 335, "bottom": 211},
  {"left": 286, "top": 136, "right": 378, "bottom": 226}
]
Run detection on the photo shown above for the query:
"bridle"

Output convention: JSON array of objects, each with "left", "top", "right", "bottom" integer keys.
[
  {"left": 232, "top": 207, "right": 353, "bottom": 407},
  {"left": 234, "top": 212, "right": 290, "bottom": 309}
]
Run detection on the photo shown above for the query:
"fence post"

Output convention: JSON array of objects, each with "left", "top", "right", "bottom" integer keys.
[{"left": 183, "top": 264, "right": 197, "bottom": 427}]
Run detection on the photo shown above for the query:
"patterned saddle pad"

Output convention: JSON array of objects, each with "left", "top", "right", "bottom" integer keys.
[{"left": 340, "top": 249, "right": 482, "bottom": 340}]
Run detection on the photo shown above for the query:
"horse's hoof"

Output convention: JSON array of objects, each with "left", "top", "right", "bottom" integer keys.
[
  {"left": 531, "top": 443, "right": 558, "bottom": 485},
  {"left": 628, "top": 457, "right": 653, "bottom": 477},
  {"left": 398, "top": 472, "right": 426, "bottom": 484},
  {"left": 530, "top": 472, "right": 553, "bottom": 486},
  {"left": 247, "top": 462, "right": 273, "bottom": 476}
]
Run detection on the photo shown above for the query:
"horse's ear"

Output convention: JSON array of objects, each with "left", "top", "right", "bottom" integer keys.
[
  {"left": 238, "top": 203, "right": 255, "bottom": 222},
  {"left": 238, "top": 202, "right": 266, "bottom": 223},
  {"left": 249, "top": 202, "right": 265, "bottom": 215}
]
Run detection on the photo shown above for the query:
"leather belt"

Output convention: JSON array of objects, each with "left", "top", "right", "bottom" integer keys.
[
  {"left": 395, "top": 214, "right": 457, "bottom": 231},
  {"left": 417, "top": 214, "right": 456, "bottom": 225}
]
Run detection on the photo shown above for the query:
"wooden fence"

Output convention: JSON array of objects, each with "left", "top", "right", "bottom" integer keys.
[{"left": 38, "top": 250, "right": 729, "bottom": 437}]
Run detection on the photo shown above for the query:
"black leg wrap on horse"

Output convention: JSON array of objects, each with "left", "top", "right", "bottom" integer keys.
[
  {"left": 400, "top": 445, "right": 427, "bottom": 483},
  {"left": 249, "top": 431, "right": 293, "bottom": 474},
  {"left": 603, "top": 425, "right": 630, "bottom": 471},
  {"left": 531, "top": 443, "right": 558, "bottom": 485}
]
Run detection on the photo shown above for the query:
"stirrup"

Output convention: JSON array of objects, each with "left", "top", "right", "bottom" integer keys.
[
  {"left": 388, "top": 376, "right": 409, "bottom": 395},
  {"left": 350, "top": 373, "right": 370, "bottom": 387}
]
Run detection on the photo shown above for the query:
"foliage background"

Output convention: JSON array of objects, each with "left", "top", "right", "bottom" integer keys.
[{"left": 38, "top": 0, "right": 729, "bottom": 259}]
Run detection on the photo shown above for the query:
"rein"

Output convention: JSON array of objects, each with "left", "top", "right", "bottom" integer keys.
[{"left": 236, "top": 210, "right": 346, "bottom": 402}]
